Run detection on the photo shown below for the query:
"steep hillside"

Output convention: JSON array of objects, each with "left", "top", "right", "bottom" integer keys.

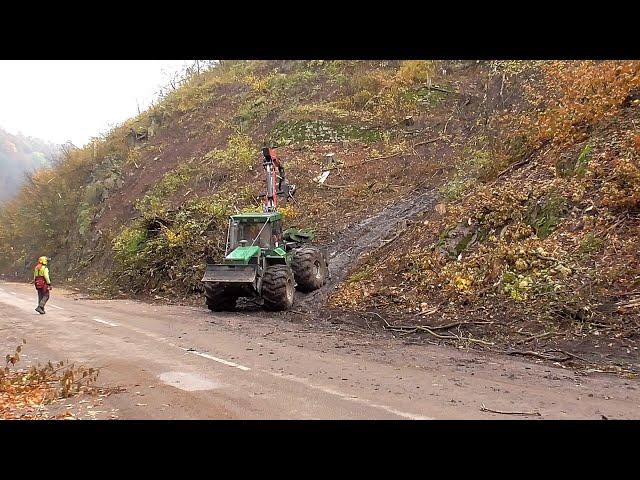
[
  {"left": 0, "top": 128, "right": 59, "bottom": 202},
  {"left": 331, "top": 61, "right": 640, "bottom": 373},
  {"left": 1, "top": 60, "right": 638, "bottom": 373},
  {"left": 0, "top": 60, "right": 467, "bottom": 288}
]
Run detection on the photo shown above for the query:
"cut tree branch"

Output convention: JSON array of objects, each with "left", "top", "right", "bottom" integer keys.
[
  {"left": 480, "top": 403, "right": 541, "bottom": 416},
  {"left": 515, "top": 332, "right": 552, "bottom": 345},
  {"left": 377, "top": 315, "right": 494, "bottom": 346}
]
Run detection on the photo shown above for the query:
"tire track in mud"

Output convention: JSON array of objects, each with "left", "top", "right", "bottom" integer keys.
[{"left": 296, "top": 186, "right": 439, "bottom": 308}]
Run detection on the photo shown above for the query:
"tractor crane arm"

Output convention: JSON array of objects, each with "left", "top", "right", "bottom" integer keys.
[{"left": 260, "top": 147, "right": 295, "bottom": 212}]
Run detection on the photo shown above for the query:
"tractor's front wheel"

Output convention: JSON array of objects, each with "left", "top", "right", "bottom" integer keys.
[
  {"left": 291, "top": 246, "right": 329, "bottom": 292},
  {"left": 261, "top": 265, "right": 295, "bottom": 311},
  {"left": 203, "top": 282, "right": 238, "bottom": 311}
]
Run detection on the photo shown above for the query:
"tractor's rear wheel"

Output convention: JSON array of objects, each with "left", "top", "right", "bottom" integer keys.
[
  {"left": 291, "top": 246, "right": 328, "bottom": 292},
  {"left": 261, "top": 265, "right": 295, "bottom": 311},
  {"left": 203, "top": 282, "right": 238, "bottom": 311}
]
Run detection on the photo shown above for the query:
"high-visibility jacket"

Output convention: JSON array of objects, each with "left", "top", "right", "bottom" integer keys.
[{"left": 34, "top": 263, "right": 51, "bottom": 285}]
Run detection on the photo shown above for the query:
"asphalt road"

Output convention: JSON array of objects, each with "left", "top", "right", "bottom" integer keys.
[{"left": 1, "top": 281, "right": 638, "bottom": 419}]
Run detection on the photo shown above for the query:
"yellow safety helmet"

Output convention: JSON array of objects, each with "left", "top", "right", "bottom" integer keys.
[{"left": 38, "top": 256, "right": 48, "bottom": 265}]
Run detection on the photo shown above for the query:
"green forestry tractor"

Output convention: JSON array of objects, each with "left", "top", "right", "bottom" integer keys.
[{"left": 201, "top": 147, "right": 329, "bottom": 311}]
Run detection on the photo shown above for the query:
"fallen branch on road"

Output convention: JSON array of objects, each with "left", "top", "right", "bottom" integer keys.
[
  {"left": 480, "top": 403, "right": 541, "bottom": 417},
  {"left": 506, "top": 350, "right": 569, "bottom": 362},
  {"left": 506, "top": 349, "right": 589, "bottom": 363},
  {"left": 547, "top": 349, "right": 591, "bottom": 363}
]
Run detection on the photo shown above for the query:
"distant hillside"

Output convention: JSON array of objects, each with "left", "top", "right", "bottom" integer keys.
[{"left": 0, "top": 128, "right": 60, "bottom": 202}]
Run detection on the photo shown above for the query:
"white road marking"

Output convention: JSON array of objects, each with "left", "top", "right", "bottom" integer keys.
[
  {"left": 1, "top": 282, "right": 429, "bottom": 418},
  {"left": 92, "top": 317, "right": 119, "bottom": 327},
  {"left": 0, "top": 286, "right": 248, "bottom": 373},
  {"left": 48, "top": 304, "right": 64, "bottom": 310},
  {"left": 181, "top": 348, "right": 251, "bottom": 371},
  {"left": 265, "top": 371, "right": 434, "bottom": 420},
  {"left": 102, "top": 319, "right": 251, "bottom": 372},
  {"left": 158, "top": 371, "right": 221, "bottom": 391},
  {"left": 0, "top": 288, "right": 41, "bottom": 311}
]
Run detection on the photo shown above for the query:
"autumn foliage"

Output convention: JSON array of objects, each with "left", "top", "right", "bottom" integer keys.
[
  {"left": 333, "top": 61, "right": 640, "bottom": 349},
  {"left": 1, "top": 341, "right": 102, "bottom": 419},
  {"left": 514, "top": 61, "right": 640, "bottom": 148}
]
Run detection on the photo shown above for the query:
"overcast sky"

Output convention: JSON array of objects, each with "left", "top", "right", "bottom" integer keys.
[{"left": 0, "top": 60, "right": 194, "bottom": 147}]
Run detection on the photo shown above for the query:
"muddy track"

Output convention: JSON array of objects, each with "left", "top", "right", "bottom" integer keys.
[{"left": 296, "top": 185, "right": 438, "bottom": 308}]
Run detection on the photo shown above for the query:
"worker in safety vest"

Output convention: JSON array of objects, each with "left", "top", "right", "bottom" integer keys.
[{"left": 33, "top": 256, "right": 52, "bottom": 314}]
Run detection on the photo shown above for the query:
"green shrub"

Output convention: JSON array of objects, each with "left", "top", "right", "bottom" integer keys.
[
  {"left": 502, "top": 270, "right": 533, "bottom": 301},
  {"left": 111, "top": 195, "right": 238, "bottom": 294},
  {"left": 113, "top": 226, "right": 147, "bottom": 263},
  {"left": 270, "top": 120, "right": 382, "bottom": 146},
  {"left": 77, "top": 203, "right": 94, "bottom": 237},
  {"left": 397, "top": 61, "right": 434, "bottom": 85},
  {"left": 525, "top": 195, "right": 569, "bottom": 239},
  {"left": 575, "top": 144, "right": 593, "bottom": 177},
  {"left": 135, "top": 163, "right": 198, "bottom": 214},
  {"left": 203, "top": 132, "right": 256, "bottom": 168},
  {"left": 439, "top": 178, "right": 475, "bottom": 201},
  {"left": 579, "top": 232, "right": 604, "bottom": 255},
  {"left": 347, "top": 266, "right": 374, "bottom": 284}
]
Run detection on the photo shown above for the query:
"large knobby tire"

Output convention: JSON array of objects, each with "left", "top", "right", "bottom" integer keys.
[
  {"left": 261, "top": 265, "right": 295, "bottom": 311},
  {"left": 291, "top": 246, "right": 328, "bottom": 293},
  {"left": 203, "top": 282, "right": 237, "bottom": 311}
]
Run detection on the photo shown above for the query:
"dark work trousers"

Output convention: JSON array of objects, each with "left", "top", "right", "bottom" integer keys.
[{"left": 37, "top": 288, "right": 50, "bottom": 309}]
